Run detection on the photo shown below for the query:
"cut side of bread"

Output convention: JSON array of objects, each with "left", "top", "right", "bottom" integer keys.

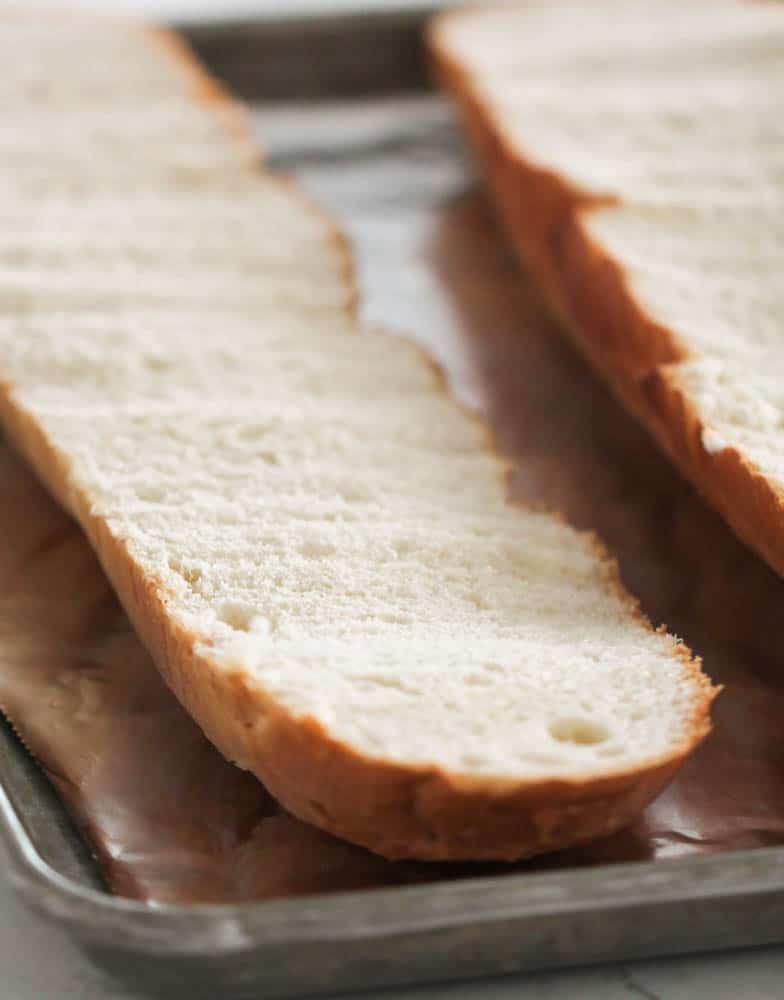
[
  {"left": 431, "top": 0, "right": 784, "bottom": 578},
  {"left": 0, "top": 15, "right": 714, "bottom": 861}
]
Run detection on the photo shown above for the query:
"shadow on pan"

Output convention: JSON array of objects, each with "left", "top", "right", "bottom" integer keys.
[{"left": 182, "top": 4, "right": 445, "bottom": 100}]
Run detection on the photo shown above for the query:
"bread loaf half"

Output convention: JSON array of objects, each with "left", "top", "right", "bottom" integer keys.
[
  {"left": 0, "top": 15, "right": 714, "bottom": 860},
  {"left": 431, "top": 0, "right": 784, "bottom": 578}
]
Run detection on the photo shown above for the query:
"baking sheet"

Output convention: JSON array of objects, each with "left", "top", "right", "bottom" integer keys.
[{"left": 2, "top": 94, "right": 784, "bottom": 907}]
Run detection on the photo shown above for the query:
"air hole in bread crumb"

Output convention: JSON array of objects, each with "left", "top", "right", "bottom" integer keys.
[
  {"left": 379, "top": 611, "right": 413, "bottom": 625},
  {"left": 482, "top": 662, "right": 504, "bottom": 675},
  {"left": 519, "top": 753, "right": 563, "bottom": 766},
  {"left": 216, "top": 600, "right": 256, "bottom": 632},
  {"left": 143, "top": 354, "right": 172, "bottom": 372},
  {"left": 236, "top": 425, "right": 263, "bottom": 442},
  {"left": 136, "top": 483, "right": 166, "bottom": 503},
  {"left": 300, "top": 539, "right": 336, "bottom": 558},
  {"left": 168, "top": 558, "right": 203, "bottom": 587},
  {"left": 549, "top": 717, "right": 610, "bottom": 746}
]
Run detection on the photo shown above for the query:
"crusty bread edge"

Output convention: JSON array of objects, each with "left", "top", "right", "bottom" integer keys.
[
  {"left": 429, "top": 4, "right": 784, "bottom": 581},
  {"left": 0, "top": 17, "right": 715, "bottom": 861}
]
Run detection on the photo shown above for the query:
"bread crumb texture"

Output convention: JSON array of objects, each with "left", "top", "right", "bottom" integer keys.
[{"left": 0, "top": 14, "right": 714, "bottom": 859}]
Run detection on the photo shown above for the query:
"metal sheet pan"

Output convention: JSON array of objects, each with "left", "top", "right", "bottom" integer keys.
[
  {"left": 4, "top": 4, "right": 784, "bottom": 998},
  {"left": 7, "top": 771, "right": 784, "bottom": 999},
  {"left": 182, "top": 1, "right": 447, "bottom": 98}
]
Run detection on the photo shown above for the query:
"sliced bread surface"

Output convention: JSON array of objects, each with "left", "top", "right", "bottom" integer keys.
[
  {"left": 431, "top": 0, "right": 784, "bottom": 577},
  {"left": 0, "top": 15, "right": 714, "bottom": 860}
]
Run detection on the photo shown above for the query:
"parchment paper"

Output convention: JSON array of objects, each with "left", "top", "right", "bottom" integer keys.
[{"left": 1, "top": 97, "right": 783, "bottom": 902}]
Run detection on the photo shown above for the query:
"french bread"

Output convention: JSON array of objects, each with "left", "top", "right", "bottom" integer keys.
[
  {"left": 431, "top": 0, "right": 784, "bottom": 578},
  {"left": 0, "top": 15, "right": 714, "bottom": 860}
]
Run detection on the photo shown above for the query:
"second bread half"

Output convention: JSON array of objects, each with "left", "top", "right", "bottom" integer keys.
[{"left": 431, "top": 0, "right": 784, "bottom": 578}]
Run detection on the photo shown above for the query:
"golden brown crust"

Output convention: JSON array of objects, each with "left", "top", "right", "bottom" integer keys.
[
  {"left": 0, "top": 18, "right": 716, "bottom": 862},
  {"left": 430, "top": 8, "right": 784, "bottom": 582},
  {"left": 562, "top": 216, "right": 784, "bottom": 578}
]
